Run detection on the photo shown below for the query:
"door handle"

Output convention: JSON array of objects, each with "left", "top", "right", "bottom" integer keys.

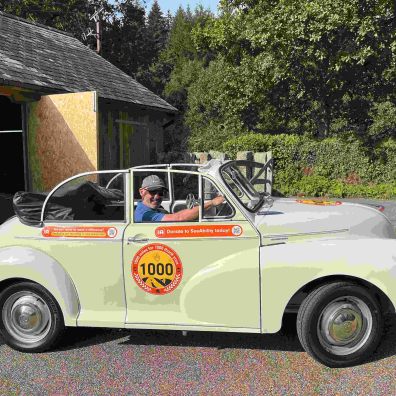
[{"left": 127, "top": 235, "right": 148, "bottom": 244}]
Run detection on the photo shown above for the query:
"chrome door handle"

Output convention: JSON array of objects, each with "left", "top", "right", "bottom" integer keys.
[{"left": 127, "top": 236, "right": 148, "bottom": 244}]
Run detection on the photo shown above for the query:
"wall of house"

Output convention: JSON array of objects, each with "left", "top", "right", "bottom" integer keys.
[
  {"left": 27, "top": 91, "right": 98, "bottom": 191},
  {"left": 26, "top": 94, "right": 172, "bottom": 192},
  {"left": 98, "top": 99, "right": 169, "bottom": 170}
]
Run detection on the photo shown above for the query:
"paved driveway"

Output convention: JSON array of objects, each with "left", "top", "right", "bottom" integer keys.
[{"left": 0, "top": 314, "right": 395, "bottom": 394}]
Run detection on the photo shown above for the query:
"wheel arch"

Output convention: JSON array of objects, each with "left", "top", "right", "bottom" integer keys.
[
  {"left": 0, "top": 247, "right": 80, "bottom": 326},
  {"left": 284, "top": 274, "right": 395, "bottom": 317}
]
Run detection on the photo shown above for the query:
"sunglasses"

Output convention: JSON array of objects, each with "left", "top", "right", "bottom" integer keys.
[{"left": 146, "top": 189, "right": 165, "bottom": 196}]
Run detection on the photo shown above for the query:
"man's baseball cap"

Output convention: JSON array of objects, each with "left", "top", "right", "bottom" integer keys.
[{"left": 141, "top": 175, "right": 168, "bottom": 191}]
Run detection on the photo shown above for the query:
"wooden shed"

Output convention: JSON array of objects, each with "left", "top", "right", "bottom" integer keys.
[{"left": 0, "top": 11, "right": 177, "bottom": 194}]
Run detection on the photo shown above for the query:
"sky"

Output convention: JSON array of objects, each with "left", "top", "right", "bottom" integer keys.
[{"left": 144, "top": 0, "right": 219, "bottom": 15}]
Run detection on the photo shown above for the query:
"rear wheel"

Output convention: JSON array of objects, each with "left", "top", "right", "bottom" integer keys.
[
  {"left": 297, "top": 282, "right": 383, "bottom": 367},
  {"left": 0, "top": 282, "right": 64, "bottom": 352}
]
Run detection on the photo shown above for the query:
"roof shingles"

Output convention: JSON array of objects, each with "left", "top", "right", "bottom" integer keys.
[{"left": 0, "top": 12, "right": 177, "bottom": 112}]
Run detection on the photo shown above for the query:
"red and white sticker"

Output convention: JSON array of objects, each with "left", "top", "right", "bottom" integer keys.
[
  {"left": 155, "top": 225, "right": 243, "bottom": 238},
  {"left": 131, "top": 243, "right": 183, "bottom": 295},
  {"left": 42, "top": 226, "right": 118, "bottom": 239}
]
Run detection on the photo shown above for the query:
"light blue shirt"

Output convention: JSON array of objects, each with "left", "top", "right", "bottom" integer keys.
[{"left": 134, "top": 202, "right": 165, "bottom": 222}]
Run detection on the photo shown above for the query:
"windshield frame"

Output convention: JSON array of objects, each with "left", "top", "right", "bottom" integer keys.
[{"left": 219, "top": 160, "right": 265, "bottom": 213}]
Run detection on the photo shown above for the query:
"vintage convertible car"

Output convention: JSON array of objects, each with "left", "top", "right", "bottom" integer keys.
[{"left": 0, "top": 159, "right": 395, "bottom": 368}]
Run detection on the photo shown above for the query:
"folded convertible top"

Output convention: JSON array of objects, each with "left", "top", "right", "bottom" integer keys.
[{"left": 13, "top": 181, "right": 124, "bottom": 226}]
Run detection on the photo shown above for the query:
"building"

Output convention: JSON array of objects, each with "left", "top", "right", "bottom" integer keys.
[{"left": 0, "top": 11, "right": 177, "bottom": 194}]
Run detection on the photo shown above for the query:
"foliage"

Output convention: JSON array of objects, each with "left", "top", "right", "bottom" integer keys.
[
  {"left": 4, "top": 1, "right": 396, "bottom": 198},
  {"left": 187, "top": 0, "right": 396, "bottom": 145},
  {"left": 0, "top": 0, "right": 93, "bottom": 35},
  {"left": 0, "top": 0, "right": 166, "bottom": 79},
  {"left": 223, "top": 133, "right": 396, "bottom": 198},
  {"left": 368, "top": 101, "right": 396, "bottom": 141},
  {"left": 224, "top": 133, "right": 370, "bottom": 179},
  {"left": 108, "top": 0, "right": 147, "bottom": 77},
  {"left": 0, "top": 0, "right": 115, "bottom": 52},
  {"left": 278, "top": 176, "right": 396, "bottom": 199},
  {"left": 149, "top": 6, "right": 214, "bottom": 153},
  {"left": 134, "top": 0, "right": 171, "bottom": 92}
]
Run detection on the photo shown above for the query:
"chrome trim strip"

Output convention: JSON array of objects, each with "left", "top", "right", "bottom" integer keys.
[
  {"left": 262, "top": 228, "right": 348, "bottom": 239},
  {"left": 124, "top": 321, "right": 259, "bottom": 329},
  {"left": 138, "top": 237, "right": 256, "bottom": 242}
]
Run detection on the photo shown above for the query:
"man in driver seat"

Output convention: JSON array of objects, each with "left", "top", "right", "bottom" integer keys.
[{"left": 135, "top": 175, "right": 225, "bottom": 222}]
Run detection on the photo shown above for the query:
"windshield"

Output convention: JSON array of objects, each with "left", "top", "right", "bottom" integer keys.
[{"left": 220, "top": 161, "right": 264, "bottom": 212}]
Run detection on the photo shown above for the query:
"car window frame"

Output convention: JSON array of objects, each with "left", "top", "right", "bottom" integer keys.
[
  {"left": 131, "top": 167, "right": 235, "bottom": 223},
  {"left": 219, "top": 160, "right": 265, "bottom": 213},
  {"left": 41, "top": 169, "right": 130, "bottom": 224}
]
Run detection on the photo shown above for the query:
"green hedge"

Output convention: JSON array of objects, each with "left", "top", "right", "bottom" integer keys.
[{"left": 222, "top": 134, "right": 396, "bottom": 198}]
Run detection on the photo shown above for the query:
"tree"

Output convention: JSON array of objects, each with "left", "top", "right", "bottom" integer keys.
[
  {"left": 0, "top": 0, "right": 94, "bottom": 37},
  {"left": 146, "top": 0, "right": 168, "bottom": 63},
  {"left": 108, "top": 0, "right": 147, "bottom": 77},
  {"left": 149, "top": 6, "right": 213, "bottom": 153},
  {"left": 188, "top": 0, "right": 396, "bottom": 149},
  {"left": 135, "top": 0, "right": 169, "bottom": 92},
  {"left": 0, "top": 0, "right": 120, "bottom": 65}
]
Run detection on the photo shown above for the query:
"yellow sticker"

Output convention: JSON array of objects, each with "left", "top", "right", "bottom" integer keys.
[{"left": 131, "top": 243, "right": 183, "bottom": 295}]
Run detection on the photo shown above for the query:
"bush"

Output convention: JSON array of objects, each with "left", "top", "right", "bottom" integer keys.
[{"left": 222, "top": 133, "right": 396, "bottom": 198}]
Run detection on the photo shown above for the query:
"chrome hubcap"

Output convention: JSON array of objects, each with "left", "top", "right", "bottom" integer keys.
[
  {"left": 317, "top": 296, "right": 372, "bottom": 356},
  {"left": 2, "top": 291, "right": 51, "bottom": 343}
]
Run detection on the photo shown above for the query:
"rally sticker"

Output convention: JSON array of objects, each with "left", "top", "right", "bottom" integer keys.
[
  {"left": 131, "top": 243, "right": 183, "bottom": 295},
  {"left": 155, "top": 225, "right": 243, "bottom": 238},
  {"left": 42, "top": 226, "right": 118, "bottom": 239},
  {"left": 296, "top": 199, "right": 342, "bottom": 206}
]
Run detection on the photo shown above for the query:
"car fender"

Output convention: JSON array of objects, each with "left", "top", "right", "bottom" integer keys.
[
  {"left": 179, "top": 246, "right": 260, "bottom": 329},
  {"left": 260, "top": 238, "right": 396, "bottom": 333},
  {"left": 0, "top": 246, "right": 79, "bottom": 326}
]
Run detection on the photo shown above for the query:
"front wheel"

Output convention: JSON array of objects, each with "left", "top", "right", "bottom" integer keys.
[
  {"left": 0, "top": 282, "right": 64, "bottom": 352},
  {"left": 297, "top": 282, "right": 383, "bottom": 367}
]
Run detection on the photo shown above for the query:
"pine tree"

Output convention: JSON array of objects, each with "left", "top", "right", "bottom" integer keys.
[
  {"left": 146, "top": 0, "right": 168, "bottom": 65},
  {"left": 0, "top": 0, "right": 93, "bottom": 38},
  {"left": 112, "top": 0, "right": 147, "bottom": 77}
]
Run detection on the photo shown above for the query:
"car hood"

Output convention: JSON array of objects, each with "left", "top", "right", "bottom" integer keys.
[{"left": 254, "top": 198, "right": 395, "bottom": 245}]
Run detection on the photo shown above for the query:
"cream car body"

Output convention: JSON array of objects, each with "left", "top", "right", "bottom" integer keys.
[{"left": 0, "top": 160, "right": 394, "bottom": 367}]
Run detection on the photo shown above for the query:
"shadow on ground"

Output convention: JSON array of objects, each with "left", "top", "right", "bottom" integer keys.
[
  {"left": 1, "top": 313, "right": 395, "bottom": 365},
  {"left": 119, "top": 313, "right": 303, "bottom": 352},
  {"left": 52, "top": 314, "right": 302, "bottom": 353}
]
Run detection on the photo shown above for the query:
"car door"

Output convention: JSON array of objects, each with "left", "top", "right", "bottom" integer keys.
[
  {"left": 123, "top": 168, "right": 261, "bottom": 332},
  {"left": 38, "top": 170, "right": 129, "bottom": 327}
]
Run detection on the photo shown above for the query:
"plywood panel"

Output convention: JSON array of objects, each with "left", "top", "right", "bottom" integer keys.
[{"left": 27, "top": 91, "right": 98, "bottom": 191}]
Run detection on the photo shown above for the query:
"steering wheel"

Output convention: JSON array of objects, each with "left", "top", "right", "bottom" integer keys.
[{"left": 186, "top": 193, "right": 199, "bottom": 209}]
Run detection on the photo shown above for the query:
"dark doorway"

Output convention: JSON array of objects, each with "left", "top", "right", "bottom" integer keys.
[{"left": 0, "top": 96, "right": 25, "bottom": 222}]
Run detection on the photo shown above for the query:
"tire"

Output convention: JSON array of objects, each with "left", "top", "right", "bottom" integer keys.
[
  {"left": 297, "top": 282, "right": 383, "bottom": 368},
  {"left": 0, "top": 282, "right": 64, "bottom": 352}
]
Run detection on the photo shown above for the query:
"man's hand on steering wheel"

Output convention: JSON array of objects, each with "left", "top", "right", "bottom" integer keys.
[{"left": 211, "top": 195, "right": 225, "bottom": 207}]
